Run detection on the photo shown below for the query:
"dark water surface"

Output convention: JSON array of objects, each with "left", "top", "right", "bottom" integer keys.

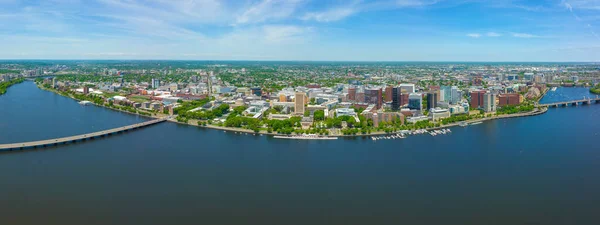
[{"left": 1, "top": 82, "right": 600, "bottom": 225}]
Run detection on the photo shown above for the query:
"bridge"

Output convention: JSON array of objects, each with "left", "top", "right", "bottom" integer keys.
[
  {"left": 0, "top": 118, "right": 166, "bottom": 151},
  {"left": 538, "top": 96, "right": 600, "bottom": 108}
]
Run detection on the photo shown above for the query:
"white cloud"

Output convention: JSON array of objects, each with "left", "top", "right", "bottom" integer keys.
[
  {"left": 301, "top": 7, "right": 355, "bottom": 22},
  {"left": 467, "top": 33, "right": 481, "bottom": 38},
  {"left": 234, "top": 0, "right": 304, "bottom": 25},
  {"left": 486, "top": 32, "right": 501, "bottom": 37},
  {"left": 263, "top": 25, "right": 312, "bottom": 42},
  {"left": 561, "top": 0, "right": 600, "bottom": 10},
  {"left": 511, "top": 32, "right": 539, "bottom": 38},
  {"left": 395, "top": 0, "right": 440, "bottom": 7}
]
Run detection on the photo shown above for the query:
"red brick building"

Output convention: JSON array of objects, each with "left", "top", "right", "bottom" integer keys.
[
  {"left": 470, "top": 90, "right": 486, "bottom": 109},
  {"left": 498, "top": 93, "right": 521, "bottom": 106},
  {"left": 348, "top": 87, "right": 356, "bottom": 101},
  {"left": 384, "top": 86, "right": 393, "bottom": 102}
]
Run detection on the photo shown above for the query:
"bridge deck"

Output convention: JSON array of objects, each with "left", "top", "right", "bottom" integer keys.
[
  {"left": 539, "top": 98, "right": 600, "bottom": 107},
  {"left": 0, "top": 118, "right": 166, "bottom": 151}
]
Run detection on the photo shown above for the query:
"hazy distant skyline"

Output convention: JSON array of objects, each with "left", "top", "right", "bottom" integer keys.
[{"left": 0, "top": 0, "right": 599, "bottom": 62}]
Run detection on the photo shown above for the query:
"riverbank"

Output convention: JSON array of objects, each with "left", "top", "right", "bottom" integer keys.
[
  {"left": 35, "top": 82, "right": 550, "bottom": 139},
  {"left": 0, "top": 78, "right": 25, "bottom": 95},
  {"left": 36, "top": 84, "right": 162, "bottom": 120},
  {"left": 170, "top": 107, "right": 549, "bottom": 138}
]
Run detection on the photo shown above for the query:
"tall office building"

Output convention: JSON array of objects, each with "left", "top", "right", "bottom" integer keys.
[
  {"left": 399, "top": 83, "right": 416, "bottom": 93},
  {"left": 392, "top": 87, "right": 409, "bottom": 110},
  {"left": 251, "top": 87, "right": 262, "bottom": 96},
  {"left": 151, "top": 78, "right": 160, "bottom": 89},
  {"left": 427, "top": 92, "right": 437, "bottom": 110},
  {"left": 441, "top": 86, "right": 452, "bottom": 102},
  {"left": 483, "top": 93, "right": 497, "bottom": 112},
  {"left": 470, "top": 90, "right": 486, "bottom": 109},
  {"left": 408, "top": 93, "right": 423, "bottom": 110},
  {"left": 365, "top": 88, "right": 383, "bottom": 109},
  {"left": 384, "top": 86, "right": 393, "bottom": 102},
  {"left": 392, "top": 87, "right": 401, "bottom": 110},
  {"left": 348, "top": 87, "right": 356, "bottom": 101},
  {"left": 450, "top": 86, "right": 460, "bottom": 105},
  {"left": 295, "top": 92, "right": 306, "bottom": 115}
]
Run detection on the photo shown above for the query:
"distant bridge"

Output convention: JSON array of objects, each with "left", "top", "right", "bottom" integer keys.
[
  {"left": 538, "top": 96, "right": 600, "bottom": 108},
  {"left": 0, "top": 118, "right": 166, "bottom": 151}
]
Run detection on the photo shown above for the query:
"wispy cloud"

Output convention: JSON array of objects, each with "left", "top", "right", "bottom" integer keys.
[
  {"left": 561, "top": 0, "right": 600, "bottom": 11},
  {"left": 467, "top": 33, "right": 481, "bottom": 38},
  {"left": 511, "top": 32, "right": 539, "bottom": 38},
  {"left": 302, "top": 0, "right": 442, "bottom": 23},
  {"left": 234, "top": 0, "right": 304, "bottom": 25},
  {"left": 486, "top": 32, "right": 502, "bottom": 37},
  {"left": 301, "top": 7, "right": 355, "bottom": 22}
]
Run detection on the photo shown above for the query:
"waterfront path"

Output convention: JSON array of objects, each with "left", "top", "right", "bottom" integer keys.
[{"left": 0, "top": 118, "right": 166, "bottom": 151}]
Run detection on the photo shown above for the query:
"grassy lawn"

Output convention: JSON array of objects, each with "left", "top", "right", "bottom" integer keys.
[
  {"left": 102, "top": 92, "right": 121, "bottom": 98},
  {"left": 129, "top": 95, "right": 151, "bottom": 103}
]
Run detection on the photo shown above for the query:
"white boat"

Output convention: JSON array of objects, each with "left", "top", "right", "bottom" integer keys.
[
  {"left": 470, "top": 122, "right": 483, "bottom": 126},
  {"left": 79, "top": 101, "right": 92, "bottom": 106}
]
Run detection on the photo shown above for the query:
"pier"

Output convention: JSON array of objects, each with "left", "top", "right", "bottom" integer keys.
[{"left": 0, "top": 118, "right": 166, "bottom": 151}]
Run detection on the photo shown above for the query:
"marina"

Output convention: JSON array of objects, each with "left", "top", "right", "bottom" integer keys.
[
  {"left": 371, "top": 128, "right": 452, "bottom": 141},
  {"left": 273, "top": 134, "right": 338, "bottom": 140}
]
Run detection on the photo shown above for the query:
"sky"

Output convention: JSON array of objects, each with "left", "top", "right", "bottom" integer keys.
[{"left": 0, "top": 0, "right": 599, "bottom": 61}]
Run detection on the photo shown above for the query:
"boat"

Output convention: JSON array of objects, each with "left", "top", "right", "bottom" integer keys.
[
  {"left": 470, "top": 122, "right": 483, "bottom": 126},
  {"left": 274, "top": 134, "right": 338, "bottom": 140},
  {"left": 79, "top": 100, "right": 92, "bottom": 106}
]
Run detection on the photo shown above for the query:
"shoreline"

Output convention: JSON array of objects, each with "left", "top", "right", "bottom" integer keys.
[
  {"left": 36, "top": 84, "right": 162, "bottom": 120},
  {"left": 170, "top": 107, "right": 549, "bottom": 138},
  {"left": 35, "top": 82, "right": 550, "bottom": 139}
]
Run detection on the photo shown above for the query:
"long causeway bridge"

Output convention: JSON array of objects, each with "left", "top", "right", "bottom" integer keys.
[
  {"left": 0, "top": 118, "right": 166, "bottom": 151},
  {"left": 538, "top": 97, "right": 600, "bottom": 108}
]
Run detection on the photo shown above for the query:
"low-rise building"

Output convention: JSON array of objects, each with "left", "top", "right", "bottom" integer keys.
[{"left": 429, "top": 108, "right": 450, "bottom": 121}]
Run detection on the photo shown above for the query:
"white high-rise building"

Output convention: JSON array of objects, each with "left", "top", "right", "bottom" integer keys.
[
  {"left": 450, "top": 86, "right": 460, "bottom": 105},
  {"left": 483, "top": 93, "right": 496, "bottom": 112},
  {"left": 151, "top": 78, "right": 161, "bottom": 89},
  {"left": 399, "top": 83, "right": 415, "bottom": 93}
]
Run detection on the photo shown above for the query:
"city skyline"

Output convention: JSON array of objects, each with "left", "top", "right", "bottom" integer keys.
[{"left": 1, "top": 0, "right": 599, "bottom": 61}]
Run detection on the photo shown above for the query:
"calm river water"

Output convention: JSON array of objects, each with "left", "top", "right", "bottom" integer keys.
[{"left": 1, "top": 82, "right": 599, "bottom": 225}]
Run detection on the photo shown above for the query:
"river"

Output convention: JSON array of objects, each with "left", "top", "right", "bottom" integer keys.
[{"left": 1, "top": 82, "right": 599, "bottom": 225}]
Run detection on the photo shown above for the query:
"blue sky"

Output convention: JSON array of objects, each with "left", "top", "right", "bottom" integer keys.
[{"left": 0, "top": 0, "right": 599, "bottom": 61}]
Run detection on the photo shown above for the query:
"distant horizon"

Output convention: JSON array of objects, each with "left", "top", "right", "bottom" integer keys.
[{"left": 0, "top": 59, "right": 599, "bottom": 64}]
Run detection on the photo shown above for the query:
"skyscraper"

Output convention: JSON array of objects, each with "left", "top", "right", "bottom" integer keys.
[
  {"left": 450, "top": 86, "right": 460, "bottom": 105},
  {"left": 408, "top": 93, "right": 422, "bottom": 110},
  {"left": 365, "top": 88, "right": 383, "bottom": 109},
  {"left": 251, "top": 87, "right": 262, "bottom": 96},
  {"left": 484, "top": 93, "right": 497, "bottom": 112},
  {"left": 392, "top": 87, "right": 409, "bottom": 110},
  {"left": 427, "top": 92, "right": 437, "bottom": 110},
  {"left": 399, "top": 83, "right": 415, "bottom": 93},
  {"left": 151, "top": 78, "right": 160, "bottom": 89},
  {"left": 441, "top": 86, "right": 452, "bottom": 102},
  {"left": 470, "top": 90, "right": 486, "bottom": 109},
  {"left": 384, "top": 86, "right": 393, "bottom": 102},
  {"left": 295, "top": 92, "right": 306, "bottom": 115},
  {"left": 348, "top": 87, "right": 356, "bottom": 101}
]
